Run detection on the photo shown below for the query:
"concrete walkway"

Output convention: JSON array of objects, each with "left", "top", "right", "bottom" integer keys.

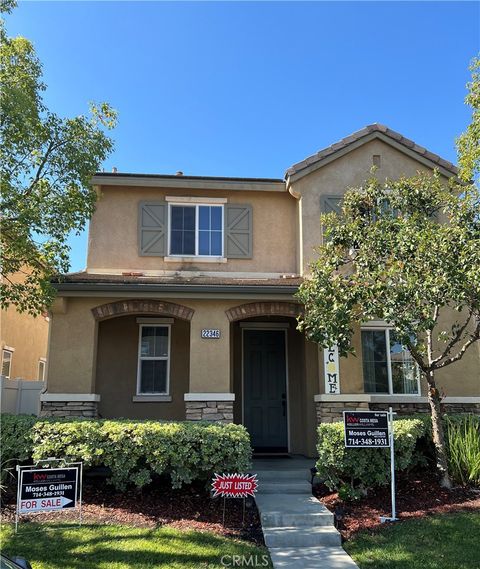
[{"left": 254, "top": 457, "right": 358, "bottom": 569}]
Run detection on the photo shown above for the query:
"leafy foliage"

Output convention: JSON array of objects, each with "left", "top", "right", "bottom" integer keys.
[
  {"left": 0, "top": 9, "right": 117, "bottom": 313},
  {"left": 0, "top": 415, "right": 252, "bottom": 490},
  {"left": 297, "top": 173, "right": 480, "bottom": 364},
  {"left": 444, "top": 414, "right": 480, "bottom": 486},
  {"left": 457, "top": 57, "right": 480, "bottom": 184},
  {"left": 0, "top": 414, "right": 36, "bottom": 485},
  {"left": 316, "top": 418, "right": 426, "bottom": 495}
]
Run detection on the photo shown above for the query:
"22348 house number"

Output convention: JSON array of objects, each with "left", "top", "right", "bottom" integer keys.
[{"left": 201, "top": 329, "right": 221, "bottom": 339}]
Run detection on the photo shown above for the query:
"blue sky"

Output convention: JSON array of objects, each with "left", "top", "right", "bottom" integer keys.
[{"left": 6, "top": 1, "right": 479, "bottom": 271}]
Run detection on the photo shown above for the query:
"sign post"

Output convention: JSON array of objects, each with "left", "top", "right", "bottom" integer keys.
[
  {"left": 16, "top": 459, "right": 83, "bottom": 532},
  {"left": 343, "top": 408, "right": 398, "bottom": 522}
]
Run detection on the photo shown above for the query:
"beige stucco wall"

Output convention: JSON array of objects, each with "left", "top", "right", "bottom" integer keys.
[
  {"left": 289, "top": 139, "right": 452, "bottom": 274},
  {"left": 96, "top": 315, "right": 189, "bottom": 419},
  {"left": 87, "top": 186, "right": 297, "bottom": 275},
  {"left": 0, "top": 305, "right": 49, "bottom": 380},
  {"left": 315, "top": 321, "right": 479, "bottom": 397}
]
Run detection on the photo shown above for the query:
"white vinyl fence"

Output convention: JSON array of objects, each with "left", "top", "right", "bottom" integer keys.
[{"left": 0, "top": 376, "right": 45, "bottom": 415}]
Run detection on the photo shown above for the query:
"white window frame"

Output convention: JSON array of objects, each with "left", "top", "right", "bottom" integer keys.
[
  {"left": 38, "top": 358, "right": 47, "bottom": 381},
  {"left": 136, "top": 324, "right": 171, "bottom": 396},
  {"left": 361, "top": 326, "right": 421, "bottom": 396},
  {"left": 167, "top": 203, "right": 224, "bottom": 258},
  {"left": 1, "top": 348, "right": 14, "bottom": 380}
]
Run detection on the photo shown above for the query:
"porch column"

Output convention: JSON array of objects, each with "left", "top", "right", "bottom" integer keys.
[
  {"left": 184, "top": 301, "right": 234, "bottom": 423},
  {"left": 40, "top": 297, "right": 100, "bottom": 418}
]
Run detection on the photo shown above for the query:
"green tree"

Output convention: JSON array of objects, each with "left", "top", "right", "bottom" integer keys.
[
  {"left": 297, "top": 62, "right": 480, "bottom": 489},
  {"left": 1, "top": 3, "right": 117, "bottom": 314}
]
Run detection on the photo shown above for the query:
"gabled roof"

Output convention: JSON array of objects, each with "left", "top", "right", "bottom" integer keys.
[{"left": 285, "top": 123, "right": 458, "bottom": 182}]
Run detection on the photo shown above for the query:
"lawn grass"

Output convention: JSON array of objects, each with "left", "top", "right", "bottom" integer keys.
[
  {"left": 344, "top": 511, "right": 480, "bottom": 569},
  {"left": 0, "top": 523, "right": 272, "bottom": 569}
]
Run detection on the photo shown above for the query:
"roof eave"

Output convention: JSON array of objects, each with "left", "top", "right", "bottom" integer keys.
[
  {"left": 285, "top": 126, "right": 458, "bottom": 183},
  {"left": 91, "top": 173, "right": 286, "bottom": 193},
  {"left": 52, "top": 281, "right": 300, "bottom": 296}
]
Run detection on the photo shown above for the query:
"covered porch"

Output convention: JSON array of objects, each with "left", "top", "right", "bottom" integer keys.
[{"left": 43, "top": 293, "right": 321, "bottom": 456}]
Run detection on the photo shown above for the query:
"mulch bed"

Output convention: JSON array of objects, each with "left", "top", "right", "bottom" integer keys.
[
  {"left": 1, "top": 477, "right": 265, "bottom": 546},
  {"left": 314, "top": 473, "right": 480, "bottom": 540}
]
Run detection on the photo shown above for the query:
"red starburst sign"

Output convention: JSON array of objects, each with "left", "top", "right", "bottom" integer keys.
[{"left": 211, "top": 473, "right": 258, "bottom": 498}]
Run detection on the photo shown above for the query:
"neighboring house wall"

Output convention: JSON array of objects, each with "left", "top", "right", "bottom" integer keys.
[{"left": 1, "top": 302, "right": 49, "bottom": 381}]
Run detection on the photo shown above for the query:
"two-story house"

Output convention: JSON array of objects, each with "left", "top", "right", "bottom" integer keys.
[{"left": 41, "top": 124, "right": 480, "bottom": 456}]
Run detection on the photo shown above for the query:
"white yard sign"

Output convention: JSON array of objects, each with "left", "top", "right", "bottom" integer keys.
[{"left": 324, "top": 345, "right": 340, "bottom": 394}]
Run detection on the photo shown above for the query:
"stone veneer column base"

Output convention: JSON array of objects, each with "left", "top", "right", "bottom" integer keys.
[
  {"left": 184, "top": 393, "right": 235, "bottom": 424},
  {"left": 40, "top": 394, "right": 100, "bottom": 418}
]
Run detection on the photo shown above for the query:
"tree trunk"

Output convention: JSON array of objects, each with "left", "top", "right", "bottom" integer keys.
[{"left": 426, "top": 370, "right": 452, "bottom": 489}]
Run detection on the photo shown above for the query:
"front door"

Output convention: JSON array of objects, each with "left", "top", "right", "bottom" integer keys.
[{"left": 243, "top": 329, "right": 288, "bottom": 452}]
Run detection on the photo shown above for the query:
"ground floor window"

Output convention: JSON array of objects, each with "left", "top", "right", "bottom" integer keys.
[
  {"left": 361, "top": 328, "right": 420, "bottom": 394},
  {"left": 1, "top": 349, "right": 13, "bottom": 379},
  {"left": 137, "top": 325, "right": 170, "bottom": 394}
]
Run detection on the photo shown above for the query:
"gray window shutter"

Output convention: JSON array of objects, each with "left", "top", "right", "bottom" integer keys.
[
  {"left": 139, "top": 201, "right": 168, "bottom": 256},
  {"left": 225, "top": 204, "right": 253, "bottom": 258},
  {"left": 321, "top": 195, "right": 343, "bottom": 214}
]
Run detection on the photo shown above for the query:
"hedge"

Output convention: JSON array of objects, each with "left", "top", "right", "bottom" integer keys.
[
  {"left": 0, "top": 415, "right": 252, "bottom": 490},
  {"left": 316, "top": 418, "right": 426, "bottom": 498}
]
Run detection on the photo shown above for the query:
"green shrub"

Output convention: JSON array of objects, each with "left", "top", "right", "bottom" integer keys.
[
  {"left": 1, "top": 416, "right": 252, "bottom": 490},
  {"left": 445, "top": 414, "right": 480, "bottom": 487},
  {"left": 0, "top": 414, "right": 36, "bottom": 485},
  {"left": 316, "top": 418, "right": 426, "bottom": 496}
]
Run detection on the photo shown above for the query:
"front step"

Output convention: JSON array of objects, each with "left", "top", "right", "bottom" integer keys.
[
  {"left": 256, "top": 493, "right": 334, "bottom": 528},
  {"left": 263, "top": 525, "right": 342, "bottom": 548},
  {"left": 261, "top": 511, "right": 333, "bottom": 527},
  {"left": 268, "top": 546, "right": 359, "bottom": 569},
  {"left": 257, "top": 481, "right": 312, "bottom": 494},
  {"left": 255, "top": 468, "right": 310, "bottom": 481}
]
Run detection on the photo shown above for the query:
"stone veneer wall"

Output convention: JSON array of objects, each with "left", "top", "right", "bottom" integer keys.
[
  {"left": 370, "top": 402, "right": 480, "bottom": 415},
  {"left": 40, "top": 401, "right": 98, "bottom": 418},
  {"left": 185, "top": 401, "right": 234, "bottom": 424},
  {"left": 316, "top": 401, "right": 480, "bottom": 423},
  {"left": 316, "top": 401, "right": 370, "bottom": 423}
]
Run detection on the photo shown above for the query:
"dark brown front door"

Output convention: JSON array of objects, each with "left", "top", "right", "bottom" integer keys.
[{"left": 243, "top": 329, "right": 288, "bottom": 452}]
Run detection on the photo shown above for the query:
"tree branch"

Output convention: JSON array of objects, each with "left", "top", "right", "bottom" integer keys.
[
  {"left": 405, "top": 337, "right": 429, "bottom": 373},
  {"left": 431, "top": 308, "right": 474, "bottom": 365},
  {"left": 24, "top": 138, "right": 66, "bottom": 197},
  {"left": 433, "top": 323, "right": 480, "bottom": 369}
]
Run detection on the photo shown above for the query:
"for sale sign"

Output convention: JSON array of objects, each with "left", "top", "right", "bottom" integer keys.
[
  {"left": 18, "top": 466, "right": 79, "bottom": 514},
  {"left": 344, "top": 410, "right": 390, "bottom": 448},
  {"left": 211, "top": 473, "right": 258, "bottom": 498}
]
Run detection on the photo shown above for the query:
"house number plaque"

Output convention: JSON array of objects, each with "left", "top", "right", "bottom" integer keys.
[{"left": 201, "top": 329, "right": 221, "bottom": 339}]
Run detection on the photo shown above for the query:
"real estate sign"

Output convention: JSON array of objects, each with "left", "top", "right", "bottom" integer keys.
[
  {"left": 343, "top": 410, "right": 389, "bottom": 448},
  {"left": 18, "top": 466, "right": 79, "bottom": 513},
  {"left": 211, "top": 473, "right": 258, "bottom": 498}
]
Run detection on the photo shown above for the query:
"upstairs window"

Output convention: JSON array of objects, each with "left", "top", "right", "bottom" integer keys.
[
  {"left": 361, "top": 328, "right": 420, "bottom": 395},
  {"left": 169, "top": 204, "right": 223, "bottom": 257}
]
